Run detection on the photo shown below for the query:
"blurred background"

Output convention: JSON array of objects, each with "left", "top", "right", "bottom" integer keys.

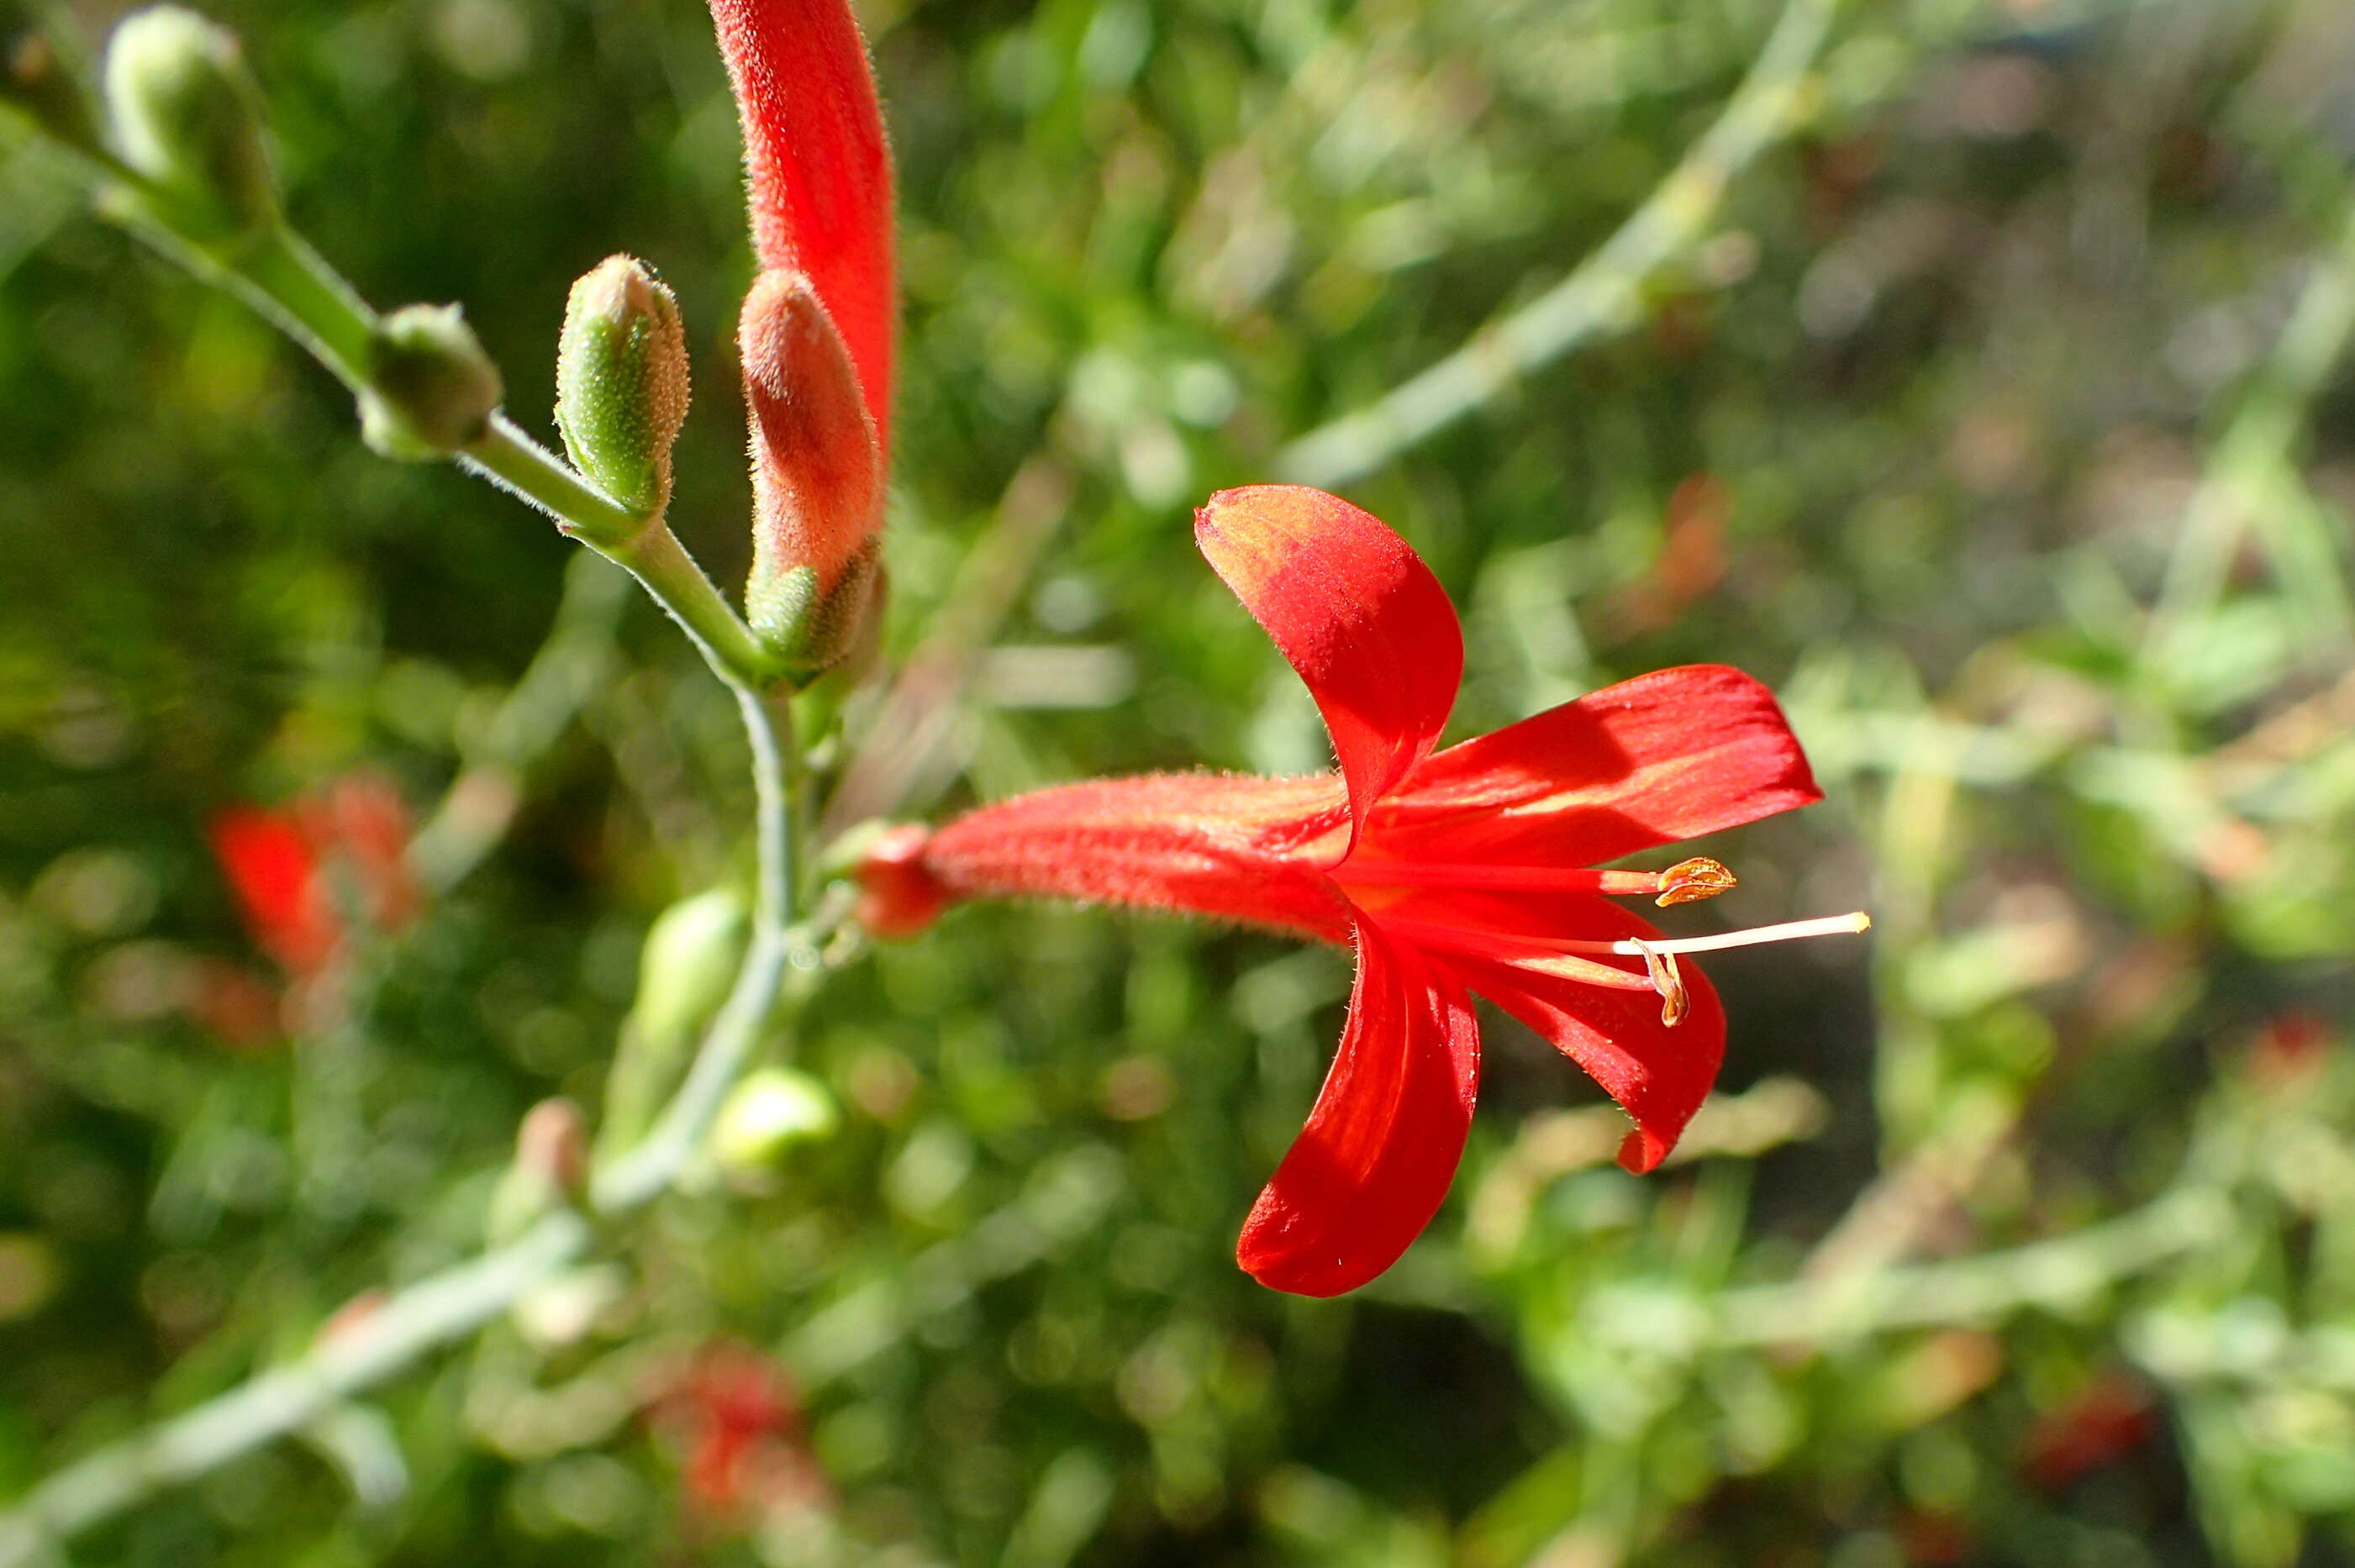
[{"left": 7, "top": 0, "right": 2355, "bottom": 1562}]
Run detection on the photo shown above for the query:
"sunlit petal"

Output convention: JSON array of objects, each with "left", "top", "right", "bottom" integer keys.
[
  {"left": 1237, "top": 918, "right": 1481, "bottom": 1297},
  {"left": 1196, "top": 486, "right": 1462, "bottom": 846}
]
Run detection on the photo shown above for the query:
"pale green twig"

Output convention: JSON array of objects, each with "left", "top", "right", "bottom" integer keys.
[
  {"left": 2144, "top": 195, "right": 2355, "bottom": 666},
  {"left": 1276, "top": 0, "right": 1842, "bottom": 489},
  {"left": 1700, "top": 1187, "right": 2233, "bottom": 1349},
  {"left": 0, "top": 1215, "right": 589, "bottom": 1562}
]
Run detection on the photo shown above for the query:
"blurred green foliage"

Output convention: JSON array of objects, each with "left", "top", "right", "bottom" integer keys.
[{"left": 7, "top": 0, "right": 2355, "bottom": 1564}]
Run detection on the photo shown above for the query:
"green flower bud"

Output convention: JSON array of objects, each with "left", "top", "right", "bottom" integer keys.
[
  {"left": 555, "top": 255, "right": 689, "bottom": 529},
  {"left": 3, "top": 3, "right": 102, "bottom": 155},
  {"left": 711, "top": 1067, "right": 840, "bottom": 1171},
  {"left": 358, "top": 303, "right": 503, "bottom": 460},
  {"left": 596, "top": 887, "right": 749, "bottom": 1160},
  {"left": 102, "top": 6, "right": 277, "bottom": 244}
]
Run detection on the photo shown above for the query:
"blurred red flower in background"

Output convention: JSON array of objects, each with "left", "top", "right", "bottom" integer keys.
[
  {"left": 648, "top": 1342, "right": 829, "bottom": 1528},
  {"left": 209, "top": 773, "right": 420, "bottom": 979}
]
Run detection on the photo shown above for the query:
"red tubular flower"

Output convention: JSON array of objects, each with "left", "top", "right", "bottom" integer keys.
[
  {"left": 707, "top": 0, "right": 894, "bottom": 435},
  {"left": 859, "top": 486, "right": 1864, "bottom": 1297},
  {"left": 709, "top": 0, "right": 895, "bottom": 671}
]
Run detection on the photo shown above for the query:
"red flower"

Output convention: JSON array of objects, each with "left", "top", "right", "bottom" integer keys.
[
  {"left": 209, "top": 807, "right": 336, "bottom": 974},
  {"left": 709, "top": 0, "right": 896, "bottom": 657},
  {"left": 708, "top": 0, "right": 894, "bottom": 438},
  {"left": 648, "top": 1342, "right": 828, "bottom": 1525},
  {"left": 208, "top": 774, "right": 420, "bottom": 977},
  {"left": 859, "top": 486, "right": 1863, "bottom": 1297}
]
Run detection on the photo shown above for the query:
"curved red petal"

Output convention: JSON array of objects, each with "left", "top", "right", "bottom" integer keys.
[
  {"left": 1237, "top": 918, "right": 1481, "bottom": 1297},
  {"left": 1418, "top": 892, "right": 1725, "bottom": 1174},
  {"left": 707, "top": 0, "right": 896, "bottom": 444},
  {"left": 1195, "top": 487, "right": 1462, "bottom": 847},
  {"left": 1366, "top": 664, "right": 1819, "bottom": 868},
  {"left": 919, "top": 773, "right": 1354, "bottom": 944}
]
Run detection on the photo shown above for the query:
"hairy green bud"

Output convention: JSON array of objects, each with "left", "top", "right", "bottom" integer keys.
[
  {"left": 102, "top": 6, "right": 277, "bottom": 244},
  {"left": 358, "top": 303, "right": 503, "bottom": 460},
  {"left": 555, "top": 255, "right": 689, "bottom": 529}
]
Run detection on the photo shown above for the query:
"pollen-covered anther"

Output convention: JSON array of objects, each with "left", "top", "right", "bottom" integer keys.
[
  {"left": 1631, "top": 940, "right": 1689, "bottom": 1028},
  {"left": 1654, "top": 856, "right": 1737, "bottom": 908}
]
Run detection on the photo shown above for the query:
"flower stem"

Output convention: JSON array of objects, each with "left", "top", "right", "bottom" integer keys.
[
  {"left": 592, "top": 681, "right": 801, "bottom": 1212},
  {"left": 0, "top": 1214, "right": 590, "bottom": 1563},
  {"left": 459, "top": 418, "right": 777, "bottom": 689},
  {"left": 218, "top": 225, "right": 380, "bottom": 390}
]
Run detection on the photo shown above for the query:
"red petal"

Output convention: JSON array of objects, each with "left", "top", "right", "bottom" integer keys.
[
  {"left": 919, "top": 773, "right": 1354, "bottom": 944},
  {"left": 707, "top": 0, "right": 896, "bottom": 443},
  {"left": 1418, "top": 892, "right": 1725, "bottom": 1174},
  {"left": 1365, "top": 664, "right": 1819, "bottom": 869},
  {"left": 1195, "top": 487, "right": 1462, "bottom": 847},
  {"left": 1237, "top": 918, "right": 1481, "bottom": 1297}
]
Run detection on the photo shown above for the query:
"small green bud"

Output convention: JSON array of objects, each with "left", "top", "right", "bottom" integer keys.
[
  {"left": 596, "top": 887, "right": 750, "bottom": 1160},
  {"left": 103, "top": 6, "right": 277, "bottom": 244},
  {"left": 3, "top": 4, "right": 102, "bottom": 154},
  {"left": 711, "top": 1067, "right": 840, "bottom": 1171},
  {"left": 555, "top": 255, "right": 689, "bottom": 527},
  {"left": 359, "top": 303, "right": 503, "bottom": 460}
]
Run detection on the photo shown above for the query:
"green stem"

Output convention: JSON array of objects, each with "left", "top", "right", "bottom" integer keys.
[
  {"left": 219, "top": 225, "right": 379, "bottom": 390},
  {"left": 0, "top": 1214, "right": 591, "bottom": 1564},
  {"left": 458, "top": 417, "right": 777, "bottom": 690},
  {"left": 592, "top": 682, "right": 800, "bottom": 1212},
  {"left": 92, "top": 176, "right": 778, "bottom": 693},
  {"left": 1696, "top": 1187, "right": 2232, "bottom": 1349}
]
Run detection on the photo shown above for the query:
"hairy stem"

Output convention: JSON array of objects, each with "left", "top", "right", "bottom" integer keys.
[{"left": 460, "top": 418, "right": 777, "bottom": 687}]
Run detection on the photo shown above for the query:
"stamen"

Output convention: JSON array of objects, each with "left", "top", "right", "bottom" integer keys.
[
  {"left": 1602, "top": 912, "right": 1871, "bottom": 958},
  {"left": 1338, "top": 855, "right": 1740, "bottom": 904},
  {"left": 1382, "top": 909, "right": 1872, "bottom": 967},
  {"left": 1654, "top": 857, "right": 1736, "bottom": 908},
  {"left": 1631, "top": 940, "right": 1689, "bottom": 1027}
]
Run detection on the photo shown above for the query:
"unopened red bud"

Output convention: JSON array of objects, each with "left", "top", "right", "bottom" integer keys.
[
  {"left": 3, "top": 5, "right": 101, "bottom": 154},
  {"left": 518, "top": 1097, "right": 588, "bottom": 1192},
  {"left": 853, "top": 823, "right": 947, "bottom": 940},
  {"left": 740, "top": 268, "right": 883, "bottom": 681}
]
